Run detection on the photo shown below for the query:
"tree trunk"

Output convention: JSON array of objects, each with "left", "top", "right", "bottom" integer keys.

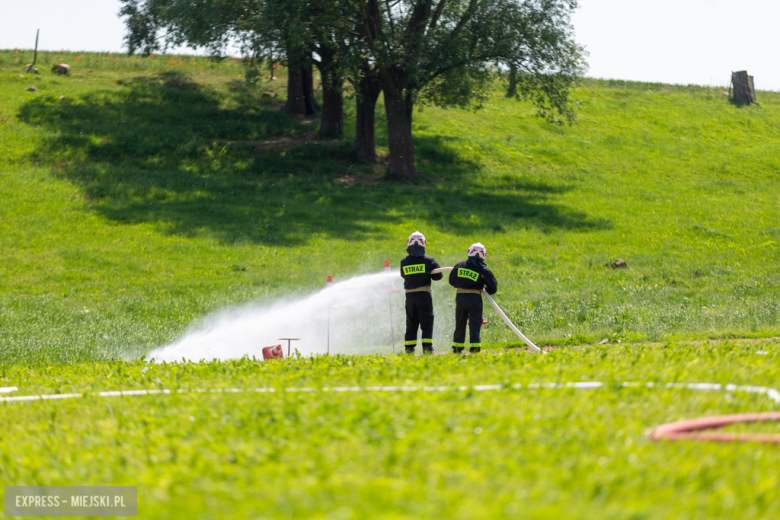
[
  {"left": 302, "top": 64, "right": 319, "bottom": 113},
  {"left": 286, "top": 58, "right": 318, "bottom": 115},
  {"left": 384, "top": 88, "right": 417, "bottom": 179},
  {"left": 319, "top": 79, "right": 344, "bottom": 138},
  {"left": 506, "top": 63, "right": 518, "bottom": 98},
  {"left": 317, "top": 48, "right": 343, "bottom": 138},
  {"left": 285, "top": 65, "right": 308, "bottom": 115},
  {"left": 355, "top": 72, "right": 382, "bottom": 161}
]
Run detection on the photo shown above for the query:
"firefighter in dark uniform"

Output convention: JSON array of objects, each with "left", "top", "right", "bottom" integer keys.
[
  {"left": 448, "top": 242, "right": 498, "bottom": 353},
  {"left": 400, "top": 231, "right": 443, "bottom": 354}
]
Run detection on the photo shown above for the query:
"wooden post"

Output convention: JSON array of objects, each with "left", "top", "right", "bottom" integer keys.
[
  {"left": 731, "top": 71, "right": 756, "bottom": 105},
  {"left": 27, "top": 29, "right": 39, "bottom": 73},
  {"left": 33, "top": 29, "right": 39, "bottom": 67}
]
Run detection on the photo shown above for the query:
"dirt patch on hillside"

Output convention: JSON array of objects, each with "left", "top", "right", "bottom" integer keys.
[
  {"left": 334, "top": 175, "right": 381, "bottom": 186},
  {"left": 217, "top": 132, "right": 342, "bottom": 155},
  {"left": 251, "top": 133, "right": 341, "bottom": 155}
]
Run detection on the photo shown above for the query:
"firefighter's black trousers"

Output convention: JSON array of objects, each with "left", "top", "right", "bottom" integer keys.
[
  {"left": 453, "top": 293, "right": 483, "bottom": 352},
  {"left": 405, "top": 292, "right": 434, "bottom": 351}
]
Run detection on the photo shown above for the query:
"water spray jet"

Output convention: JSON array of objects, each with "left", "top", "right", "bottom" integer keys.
[
  {"left": 148, "top": 270, "right": 403, "bottom": 362},
  {"left": 382, "top": 259, "right": 401, "bottom": 354},
  {"left": 325, "top": 275, "right": 337, "bottom": 354},
  {"left": 148, "top": 263, "right": 541, "bottom": 363}
]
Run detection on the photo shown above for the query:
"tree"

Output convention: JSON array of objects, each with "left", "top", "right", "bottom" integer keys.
[
  {"left": 258, "top": 0, "right": 357, "bottom": 137},
  {"left": 356, "top": 0, "right": 585, "bottom": 179},
  {"left": 121, "top": 0, "right": 371, "bottom": 139},
  {"left": 244, "top": 0, "right": 385, "bottom": 145},
  {"left": 257, "top": 0, "right": 386, "bottom": 150},
  {"left": 285, "top": 56, "right": 320, "bottom": 116},
  {"left": 121, "top": 0, "right": 585, "bottom": 177},
  {"left": 353, "top": 64, "right": 383, "bottom": 161},
  {"left": 120, "top": 0, "right": 321, "bottom": 118}
]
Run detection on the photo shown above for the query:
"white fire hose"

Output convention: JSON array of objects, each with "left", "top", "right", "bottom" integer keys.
[{"left": 431, "top": 267, "right": 543, "bottom": 353}]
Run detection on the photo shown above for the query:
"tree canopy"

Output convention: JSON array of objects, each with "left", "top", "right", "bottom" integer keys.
[{"left": 121, "top": 0, "right": 586, "bottom": 179}]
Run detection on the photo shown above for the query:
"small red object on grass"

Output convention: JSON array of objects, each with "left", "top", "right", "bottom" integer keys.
[{"left": 262, "top": 345, "right": 284, "bottom": 360}]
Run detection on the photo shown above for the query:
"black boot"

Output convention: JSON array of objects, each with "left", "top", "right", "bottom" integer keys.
[
  {"left": 469, "top": 347, "right": 481, "bottom": 354},
  {"left": 452, "top": 347, "right": 464, "bottom": 354},
  {"left": 423, "top": 347, "right": 434, "bottom": 355},
  {"left": 405, "top": 347, "right": 416, "bottom": 355}
]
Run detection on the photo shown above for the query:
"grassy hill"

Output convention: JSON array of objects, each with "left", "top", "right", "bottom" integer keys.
[
  {"left": 2, "top": 50, "right": 780, "bottom": 520},
  {"left": 2, "top": 50, "right": 779, "bottom": 364}
]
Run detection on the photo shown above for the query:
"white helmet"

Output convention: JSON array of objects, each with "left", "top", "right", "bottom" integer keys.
[
  {"left": 408, "top": 231, "right": 426, "bottom": 248},
  {"left": 468, "top": 242, "right": 486, "bottom": 260}
]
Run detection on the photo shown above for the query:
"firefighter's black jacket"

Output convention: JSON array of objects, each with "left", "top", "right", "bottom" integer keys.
[
  {"left": 400, "top": 246, "right": 443, "bottom": 290},
  {"left": 448, "top": 257, "right": 498, "bottom": 295}
]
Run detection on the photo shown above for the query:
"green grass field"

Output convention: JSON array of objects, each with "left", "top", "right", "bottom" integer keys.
[
  {"left": 2, "top": 345, "right": 780, "bottom": 519},
  {"left": 2, "top": 49, "right": 780, "bottom": 519}
]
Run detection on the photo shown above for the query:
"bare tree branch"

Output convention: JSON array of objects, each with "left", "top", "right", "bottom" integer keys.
[
  {"left": 447, "top": 0, "right": 478, "bottom": 41},
  {"left": 385, "top": 0, "right": 396, "bottom": 41},
  {"left": 399, "top": 0, "right": 434, "bottom": 87},
  {"left": 358, "top": 0, "right": 399, "bottom": 98},
  {"left": 427, "top": 0, "right": 448, "bottom": 34}
]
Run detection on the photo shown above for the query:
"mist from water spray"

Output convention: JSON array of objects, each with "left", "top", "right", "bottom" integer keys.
[{"left": 148, "top": 271, "right": 457, "bottom": 362}]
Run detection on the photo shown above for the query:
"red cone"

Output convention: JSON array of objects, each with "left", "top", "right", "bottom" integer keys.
[{"left": 262, "top": 345, "right": 284, "bottom": 360}]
